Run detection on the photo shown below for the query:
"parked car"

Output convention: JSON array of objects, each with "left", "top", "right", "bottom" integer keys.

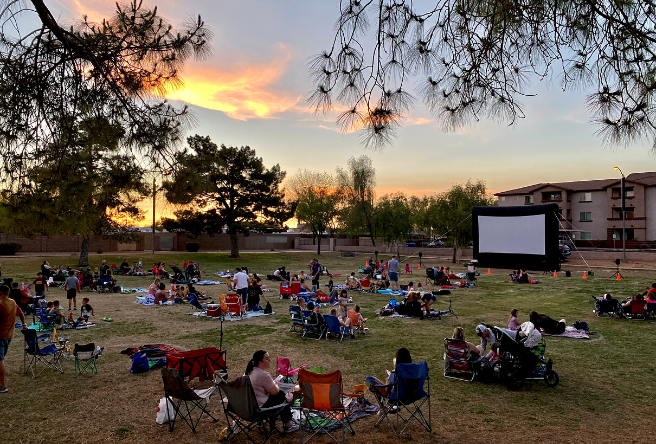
[
  {"left": 559, "top": 244, "right": 571, "bottom": 261},
  {"left": 424, "top": 239, "right": 444, "bottom": 247},
  {"left": 558, "top": 235, "right": 573, "bottom": 248}
]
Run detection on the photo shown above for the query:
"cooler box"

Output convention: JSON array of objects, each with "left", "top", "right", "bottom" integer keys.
[
  {"left": 207, "top": 304, "right": 223, "bottom": 317},
  {"left": 280, "top": 282, "right": 301, "bottom": 295}
]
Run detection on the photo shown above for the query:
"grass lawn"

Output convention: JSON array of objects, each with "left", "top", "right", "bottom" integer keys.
[{"left": 1, "top": 251, "right": 655, "bottom": 443}]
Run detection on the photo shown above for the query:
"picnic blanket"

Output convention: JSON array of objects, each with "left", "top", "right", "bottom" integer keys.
[
  {"left": 189, "top": 311, "right": 276, "bottom": 321},
  {"left": 194, "top": 280, "right": 224, "bottom": 285},
  {"left": 542, "top": 326, "right": 589, "bottom": 339},
  {"left": 120, "top": 287, "right": 149, "bottom": 294},
  {"left": 291, "top": 397, "right": 378, "bottom": 432}
]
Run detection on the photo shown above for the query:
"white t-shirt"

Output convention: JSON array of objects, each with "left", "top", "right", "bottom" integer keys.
[
  {"left": 233, "top": 271, "right": 249, "bottom": 290},
  {"left": 249, "top": 367, "right": 276, "bottom": 407}
]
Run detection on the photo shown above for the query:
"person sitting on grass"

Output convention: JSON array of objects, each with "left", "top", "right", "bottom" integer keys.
[
  {"left": 80, "top": 297, "right": 94, "bottom": 321},
  {"left": 368, "top": 347, "right": 412, "bottom": 396},
  {"left": 306, "top": 302, "right": 325, "bottom": 326},
  {"left": 529, "top": 311, "right": 566, "bottom": 335},
  {"left": 148, "top": 278, "right": 160, "bottom": 295},
  {"left": 404, "top": 292, "right": 423, "bottom": 318},
  {"left": 297, "top": 297, "right": 306, "bottom": 311},
  {"left": 154, "top": 283, "right": 169, "bottom": 305},
  {"left": 508, "top": 309, "right": 521, "bottom": 330},
  {"left": 376, "top": 268, "right": 390, "bottom": 290},
  {"left": 347, "top": 305, "right": 367, "bottom": 333},
  {"left": 49, "top": 300, "right": 65, "bottom": 326},
  {"left": 420, "top": 291, "right": 436, "bottom": 315},
  {"left": 338, "top": 289, "right": 349, "bottom": 318},
  {"left": 299, "top": 278, "right": 312, "bottom": 292},
  {"left": 345, "top": 272, "right": 360, "bottom": 289}
]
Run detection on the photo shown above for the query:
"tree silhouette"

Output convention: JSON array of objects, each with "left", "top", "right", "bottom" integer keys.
[
  {"left": 163, "top": 135, "right": 292, "bottom": 258},
  {"left": 312, "top": 1, "right": 656, "bottom": 150}
]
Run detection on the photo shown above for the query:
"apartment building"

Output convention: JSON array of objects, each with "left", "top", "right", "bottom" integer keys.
[{"left": 495, "top": 172, "right": 656, "bottom": 248}]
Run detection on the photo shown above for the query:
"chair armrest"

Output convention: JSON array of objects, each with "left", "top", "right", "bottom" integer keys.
[{"left": 258, "top": 402, "right": 288, "bottom": 413}]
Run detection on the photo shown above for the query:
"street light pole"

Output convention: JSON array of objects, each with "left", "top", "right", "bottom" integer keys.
[{"left": 613, "top": 167, "right": 626, "bottom": 260}]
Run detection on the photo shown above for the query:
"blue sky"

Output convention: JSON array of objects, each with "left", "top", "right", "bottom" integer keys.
[{"left": 44, "top": 0, "right": 654, "bottom": 200}]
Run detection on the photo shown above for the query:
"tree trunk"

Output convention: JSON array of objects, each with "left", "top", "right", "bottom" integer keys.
[
  {"left": 312, "top": 233, "right": 316, "bottom": 245},
  {"left": 79, "top": 236, "right": 90, "bottom": 267},
  {"left": 229, "top": 231, "right": 240, "bottom": 258},
  {"left": 452, "top": 239, "right": 458, "bottom": 264},
  {"left": 317, "top": 232, "right": 322, "bottom": 255},
  {"left": 395, "top": 240, "right": 400, "bottom": 258}
]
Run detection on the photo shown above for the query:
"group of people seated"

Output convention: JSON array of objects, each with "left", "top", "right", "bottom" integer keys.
[
  {"left": 394, "top": 290, "right": 437, "bottom": 318},
  {"left": 509, "top": 269, "right": 539, "bottom": 284},
  {"left": 148, "top": 277, "right": 206, "bottom": 305},
  {"left": 293, "top": 289, "right": 367, "bottom": 337}
]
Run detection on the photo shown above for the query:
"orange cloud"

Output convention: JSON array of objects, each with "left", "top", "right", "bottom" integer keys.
[
  {"left": 406, "top": 117, "right": 433, "bottom": 125},
  {"left": 166, "top": 44, "right": 301, "bottom": 120}
]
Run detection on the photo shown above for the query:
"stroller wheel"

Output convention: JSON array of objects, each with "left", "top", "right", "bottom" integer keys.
[{"left": 544, "top": 369, "right": 559, "bottom": 387}]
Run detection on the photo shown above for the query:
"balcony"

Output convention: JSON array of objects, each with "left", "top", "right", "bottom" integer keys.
[{"left": 607, "top": 217, "right": 646, "bottom": 221}]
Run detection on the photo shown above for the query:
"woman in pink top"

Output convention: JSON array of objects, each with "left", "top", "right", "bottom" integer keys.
[
  {"left": 508, "top": 308, "right": 520, "bottom": 330},
  {"left": 246, "top": 350, "right": 296, "bottom": 432},
  {"left": 148, "top": 278, "right": 160, "bottom": 295}
]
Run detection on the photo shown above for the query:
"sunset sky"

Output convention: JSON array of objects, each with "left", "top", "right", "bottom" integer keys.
[{"left": 41, "top": 0, "right": 654, "bottom": 223}]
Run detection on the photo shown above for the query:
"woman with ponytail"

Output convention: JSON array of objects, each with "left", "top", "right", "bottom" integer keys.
[{"left": 245, "top": 350, "right": 297, "bottom": 432}]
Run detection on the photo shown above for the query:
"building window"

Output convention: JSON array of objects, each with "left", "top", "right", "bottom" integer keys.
[
  {"left": 580, "top": 232, "right": 592, "bottom": 240},
  {"left": 525, "top": 195, "right": 533, "bottom": 204},
  {"left": 580, "top": 192, "right": 592, "bottom": 202},
  {"left": 501, "top": 196, "right": 505, "bottom": 201},
  {"left": 626, "top": 210, "right": 635, "bottom": 218},
  {"left": 514, "top": 196, "right": 518, "bottom": 200},
  {"left": 542, "top": 192, "right": 561, "bottom": 201},
  {"left": 580, "top": 212, "right": 592, "bottom": 221},
  {"left": 625, "top": 187, "right": 634, "bottom": 197}
]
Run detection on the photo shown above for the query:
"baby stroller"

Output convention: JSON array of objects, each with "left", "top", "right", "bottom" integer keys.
[
  {"left": 169, "top": 265, "right": 189, "bottom": 284},
  {"left": 97, "top": 275, "right": 116, "bottom": 293},
  {"left": 592, "top": 294, "right": 623, "bottom": 317},
  {"left": 487, "top": 325, "right": 559, "bottom": 390},
  {"left": 185, "top": 262, "right": 201, "bottom": 281}
]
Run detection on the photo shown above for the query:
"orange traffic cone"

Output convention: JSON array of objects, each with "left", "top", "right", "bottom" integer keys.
[
  {"left": 487, "top": 268, "right": 491, "bottom": 275},
  {"left": 417, "top": 263, "right": 421, "bottom": 269},
  {"left": 553, "top": 270, "right": 557, "bottom": 277},
  {"left": 582, "top": 271, "right": 587, "bottom": 279},
  {"left": 616, "top": 273, "right": 621, "bottom": 281}
]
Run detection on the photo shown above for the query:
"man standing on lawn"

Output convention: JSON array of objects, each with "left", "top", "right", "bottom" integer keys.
[
  {"left": 65, "top": 270, "right": 80, "bottom": 311},
  {"left": 232, "top": 267, "right": 249, "bottom": 305},
  {"left": 0, "top": 284, "right": 26, "bottom": 393},
  {"left": 311, "top": 259, "right": 321, "bottom": 291},
  {"left": 388, "top": 255, "right": 400, "bottom": 291}
]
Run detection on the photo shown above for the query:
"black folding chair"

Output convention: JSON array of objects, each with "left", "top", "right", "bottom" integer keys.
[
  {"left": 216, "top": 375, "right": 288, "bottom": 444},
  {"left": 160, "top": 367, "right": 217, "bottom": 433},
  {"left": 21, "top": 329, "right": 64, "bottom": 378},
  {"left": 366, "top": 361, "right": 431, "bottom": 437}
]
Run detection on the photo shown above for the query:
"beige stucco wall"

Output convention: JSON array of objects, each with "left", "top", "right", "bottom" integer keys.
[{"left": 647, "top": 187, "right": 656, "bottom": 241}]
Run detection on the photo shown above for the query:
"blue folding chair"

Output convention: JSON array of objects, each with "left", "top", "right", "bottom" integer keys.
[
  {"left": 21, "top": 328, "right": 65, "bottom": 378},
  {"left": 289, "top": 306, "right": 305, "bottom": 333},
  {"left": 366, "top": 362, "right": 431, "bottom": 436},
  {"left": 323, "top": 315, "right": 350, "bottom": 341}
]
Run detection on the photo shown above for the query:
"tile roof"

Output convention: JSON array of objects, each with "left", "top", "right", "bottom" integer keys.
[{"left": 495, "top": 172, "right": 656, "bottom": 196}]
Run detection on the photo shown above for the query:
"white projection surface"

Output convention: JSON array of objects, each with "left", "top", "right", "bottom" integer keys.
[{"left": 478, "top": 215, "right": 546, "bottom": 255}]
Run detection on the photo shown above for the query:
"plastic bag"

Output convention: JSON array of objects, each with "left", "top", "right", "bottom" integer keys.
[{"left": 156, "top": 397, "right": 175, "bottom": 424}]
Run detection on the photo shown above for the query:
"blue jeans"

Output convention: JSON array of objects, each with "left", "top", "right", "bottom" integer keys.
[
  {"left": 236, "top": 288, "right": 248, "bottom": 304},
  {"left": 0, "top": 338, "right": 11, "bottom": 361}
]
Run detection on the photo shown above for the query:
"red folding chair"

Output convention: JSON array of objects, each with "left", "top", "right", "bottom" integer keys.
[{"left": 167, "top": 347, "right": 227, "bottom": 382}]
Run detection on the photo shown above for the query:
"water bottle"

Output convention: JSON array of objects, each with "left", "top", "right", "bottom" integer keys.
[{"left": 120, "top": 284, "right": 124, "bottom": 293}]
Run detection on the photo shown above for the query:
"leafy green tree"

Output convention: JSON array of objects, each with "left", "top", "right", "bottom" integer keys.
[
  {"left": 163, "top": 135, "right": 292, "bottom": 258},
  {"left": 432, "top": 180, "right": 497, "bottom": 263},
  {"left": 0, "top": 0, "right": 211, "bottom": 180},
  {"left": 374, "top": 192, "right": 413, "bottom": 257},
  {"left": 0, "top": 116, "right": 149, "bottom": 266},
  {"left": 336, "top": 156, "right": 377, "bottom": 245},
  {"left": 410, "top": 195, "right": 433, "bottom": 240},
  {"left": 312, "top": 1, "right": 656, "bottom": 149},
  {"left": 288, "top": 170, "right": 343, "bottom": 255}
]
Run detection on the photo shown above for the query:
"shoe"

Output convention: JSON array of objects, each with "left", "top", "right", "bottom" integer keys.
[
  {"left": 0, "top": 386, "right": 8, "bottom": 393},
  {"left": 73, "top": 307, "right": 77, "bottom": 311},
  {"left": 218, "top": 426, "right": 229, "bottom": 441},
  {"left": 284, "top": 423, "right": 300, "bottom": 433}
]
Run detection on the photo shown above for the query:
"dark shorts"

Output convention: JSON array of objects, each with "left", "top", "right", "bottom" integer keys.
[
  {"left": 35, "top": 291, "right": 45, "bottom": 297},
  {"left": 0, "top": 338, "right": 11, "bottom": 361},
  {"left": 389, "top": 272, "right": 398, "bottom": 282},
  {"left": 66, "top": 288, "right": 77, "bottom": 300}
]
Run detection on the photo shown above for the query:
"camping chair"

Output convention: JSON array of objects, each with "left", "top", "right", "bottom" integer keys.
[
  {"left": 624, "top": 299, "right": 648, "bottom": 320},
  {"left": 161, "top": 367, "right": 217, "bottom": 433},
  {"left": 289, "top": 306, "right": 305, "bottom": 333},
  {"left": 167, "top": 347, "right": 227, "bottom": 383},
  {"left": 276, "top": 356, "right": 307, "bottom": 383},
  {"left": 297, "top": 368, "right": 355, "bottom": 444},
  {"left": 224, "top": 277, "right": 233, "bottom": 290},
  {"left": 358, "top": 265, "right": 366, "bottom": 279},
  {"left": 302, "top": 312, "right": 325, "bottom": 340},
  {"left": 359, "top": 279, "right": 373, "bottom": 293},
  {"left": 443, "top": 338, "right": 476, "bottom": 382},
  {"left": 342, "top": 384, "right": 367, "bottom": 414},
  {"left": 74, "top": 343, "right": 100, "bottom": 376},
  {"left": 188, "top": 294, "right": 206, "bottom": 314},
  {"left": 216, "top": 375, "right": 288, "bottom": 444},
  {"left": 366, "top": 362, "right": 431, "bottom": 437},
  {"left": 21, "top": 328, "right": 64, "bottom": 378},
  {"left": 324, "top": 315, "right": 350, "bottom": 341},
  {"left": 225, "top": 294, "right": 246, "bottom": 319}
]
